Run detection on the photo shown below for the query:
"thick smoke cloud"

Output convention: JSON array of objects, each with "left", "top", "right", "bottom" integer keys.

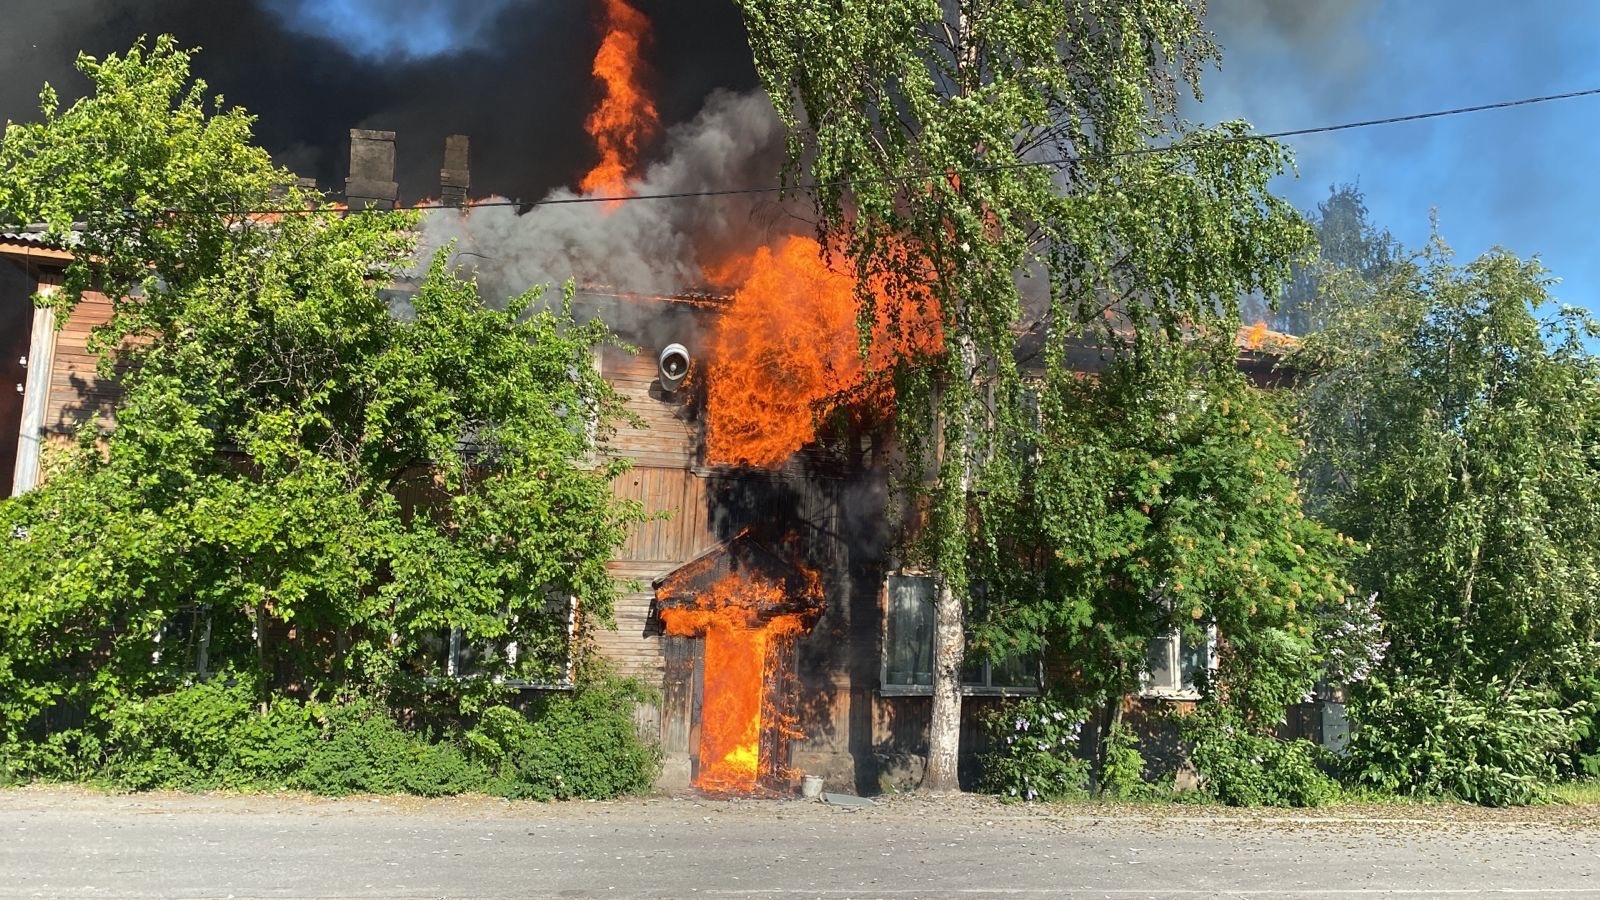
[
  {"left": 0, "top": 0, "right": 759, "bottom": 202},
  {"left": 416, "top": 89, "right": 798, "bottom": 303},
  {"left": 1198, "top": 0, "right": 1378, "bottom": 127}
]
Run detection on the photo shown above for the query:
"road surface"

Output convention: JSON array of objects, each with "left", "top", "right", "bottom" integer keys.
[{"left": 2, "top": 787, "right": 1598, "bottom": 899}]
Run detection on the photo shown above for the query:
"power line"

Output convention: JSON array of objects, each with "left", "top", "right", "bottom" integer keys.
[
  {"left": 397, "top": 85, "right": 1600, "bottom": 212},
  {"left": 14, "top": 84, "right": 1593, "bottom": 223}
]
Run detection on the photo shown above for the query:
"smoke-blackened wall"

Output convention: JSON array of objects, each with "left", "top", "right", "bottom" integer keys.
[{"left": 0, "top": 0, "right": 758, "bottom": 203}]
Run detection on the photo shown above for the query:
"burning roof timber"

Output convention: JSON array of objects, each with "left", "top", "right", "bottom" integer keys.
[{"left": 653, "top": 530, "right": 824, "bottom": 623}]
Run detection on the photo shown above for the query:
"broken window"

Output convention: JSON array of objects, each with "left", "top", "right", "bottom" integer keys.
[{"left": 881, "top": 573, "right": 1040, "bottom": 695}]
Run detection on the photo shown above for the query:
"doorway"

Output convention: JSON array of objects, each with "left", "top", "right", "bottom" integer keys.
[{"left": 0, "top": 260, "right": 36, "bottom": 496}]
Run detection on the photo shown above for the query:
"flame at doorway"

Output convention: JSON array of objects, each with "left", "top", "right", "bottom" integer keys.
[{"left": 658, "top": 566, "right": 821, "bottom": 794}]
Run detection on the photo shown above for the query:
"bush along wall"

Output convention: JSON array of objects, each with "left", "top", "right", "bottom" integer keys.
[
  {"left": 978, "top": 696, "right": 1342, "bottom": 808},
  {"left": 0, "top": 673, "right": 661, "bottom": 799}
]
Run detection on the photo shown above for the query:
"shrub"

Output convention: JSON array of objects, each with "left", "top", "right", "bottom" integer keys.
[
  {"left": 1346, "top": 678, "right": 1571, "bottom": 807},
  {"left": 0, "top": 729, "right": 102, "bottom": 785},
  {"left": 1097, "top": 720, "right": 1150, "bottom": 800},
  {"left": 231, "top": 699, "right": 321, "bottom": 786},
  {"left": 979, "top": 697, "right": 1090, "bottom": 801},
  {"left": 6, "top": 672, "right": 660, "bottom": 800},
  {"left": 477, "top": 678, "right": 661, "bottom": 800},
  {"left": 294, "top": 698, "right": 485, "bottom": 797},
  {"left": 1185, "top": 708, "right": 1339, "bottom": 807},
  {"left": 1563, "top": 675, "right": 1600, "bottom": 780},
  {"left": 102, "top": 680, "right": 257, "bottom": 790}
]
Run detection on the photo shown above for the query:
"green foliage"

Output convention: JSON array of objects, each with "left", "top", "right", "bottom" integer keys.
[
  {"left": 3, "top": 676, "right": 659, "bottom": 800},
  {"left": 1302, "top": 241, "right": 1600, "bottom": 693},
  {"left": 296, "top": 699, "right": 484, "bottom": 798},
  {"left": 0, "top": 36, "right": 286, "bottom": 317},
  {"left": 1567, "top": 675, "right": 1600, "bottom": 779},
  {"left": 102, "top": 679, "right": 262, "bottom": 790},
  {"left": 0, "top": 729, "right": 104, "bottom": 785},
  {"left": 1300, "top": 240, "right": 1600, "bottom": 797},
  {"left": 469, "top": 677, "right": 661, "bottom": 800},
  {"left": 1271, "top": 183, "right": 1400, "bottom": 335},
  {"left": 0, "top": 39, "right": 643, "bottom": 744},
  {"left": 1345, "top": 678, "right": 1573, "bottom": 807},
  {"left": 737, "top": 0, "right": 1314, "bottom": 785},
  {"left": 974, "top": 342, "right": 1356, "bottom": 734},
  {"left": 1097, "top": 719, "right": 1151, "bottom": 800},
  {"left": 979, "top": 697, "right": 1090, "bottom": 802},
  {"left": 1184, "top": 708, "right": 1339, "bottom": 808}
]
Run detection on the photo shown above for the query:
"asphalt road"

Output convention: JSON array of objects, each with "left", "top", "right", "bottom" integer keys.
[{"left": 2, "top": 788, "right": 1598, "bottom": 899}]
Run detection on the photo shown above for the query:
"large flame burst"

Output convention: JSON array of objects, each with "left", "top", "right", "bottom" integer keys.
[
  {"left": 580, "top": 0, "right": 659, "bottom": 199},
  {"left": 659, "top": 570, "right": 818, "bottom": 793},
  {"left": 704, "top": 236, "right": 943, "bottom": 468}
]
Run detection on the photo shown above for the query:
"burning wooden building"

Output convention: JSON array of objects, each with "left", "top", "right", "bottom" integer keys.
[{"left": 1, "top": 0, "right": 1314, "bottom": 796}]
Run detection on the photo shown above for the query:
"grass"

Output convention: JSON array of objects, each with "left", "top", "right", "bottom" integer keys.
[{"left": 1549, "top": 779, "right": 1600, "bottom": 806}]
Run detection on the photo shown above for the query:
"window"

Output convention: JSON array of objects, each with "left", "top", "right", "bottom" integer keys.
[
  {"left": 424, "top": 592, "right": 578, "bottom": 689},
  {"left": 1141, "top": 626, "right": 1215, "bottom": 698},
  {"left": 151, "top": 604, "right": 215, "bottom": 677},
  {"left": 883, "top": 574, "right": 935, "bottom": 688},
  {"left": 962, "top": 644, "right": 1041, "bottom": 693},
  {"left": 881, "top": 574, "right": 1040, "bottom": 695}
]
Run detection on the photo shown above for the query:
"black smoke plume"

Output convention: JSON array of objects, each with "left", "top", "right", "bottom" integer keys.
[{"left": 0, "top": 0, "right": 759, "bottom": 202}]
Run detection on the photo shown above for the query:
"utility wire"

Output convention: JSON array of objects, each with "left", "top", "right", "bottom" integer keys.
[
  {"left": 402, "top": 85, "right": 1600, "bottom": 212},
  {"left": 483, "top": 85, "right": 1600, "bottom": 210},
  {"left": 13, "top": 85, "right": 1597, "bottom": 223}
]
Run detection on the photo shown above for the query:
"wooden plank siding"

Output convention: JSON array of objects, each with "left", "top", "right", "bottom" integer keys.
[
  {"left": 611, "top": 466, "right": 715, "bottom": 564},
  {"left": 595, "top": 467, "right": 723, "bottom": 681},
  {"left": 595, "top": 348, "right": 715, "bottom": 681},
  {"left": 600, "top": 346, "right": 700, "bottom": 470},
  {"left": 44, "top": 291, "right": 121, "bottom": 437}
]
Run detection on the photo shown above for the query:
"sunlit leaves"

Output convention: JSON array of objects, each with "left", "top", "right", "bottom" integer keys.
[
  {"left": 0, "top": 41, "right": 642, "bottom": 741},
  {"left": 976, "top": 341, "right": 1354, "bottom": 726},
  {"left": 1300, "top": 242, "right": 1600, "bottom": 695}
]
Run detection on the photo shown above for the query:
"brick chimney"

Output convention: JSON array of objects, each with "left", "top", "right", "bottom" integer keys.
[
  {"left": 345, "top": 128, "right": 399, "bottom": 210},
  {"left": 440, "top": 135, "right": 471, "bottom": 208}
]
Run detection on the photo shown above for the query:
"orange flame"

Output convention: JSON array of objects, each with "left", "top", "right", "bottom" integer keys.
[
  {"left": 580, "top": 0, "right": 659, "bottom": 200},
  {"left": 1242, "top": 320, "right": 1269, "bottom": 350},
  {"left": 659, "top": 570, "right": 817, "bottom": 793},
  {"left": 704, "top": 236, "right": 943, "bottom": 468}
]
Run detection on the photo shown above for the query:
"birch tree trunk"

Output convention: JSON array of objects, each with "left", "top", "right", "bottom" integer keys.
[
  {"left": 919, "top": 4, "right": 981, "bottom": 795},
  {"left": 925, "top": 577, "right": 966, "bottom": 790},
  {"left": 923, "top": 331, "right": 978, "bottom": 792}
]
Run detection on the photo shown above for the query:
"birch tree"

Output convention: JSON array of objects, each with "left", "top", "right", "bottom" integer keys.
[{"left": 736, "top": 0, "right": 1311, "bottom": 789}]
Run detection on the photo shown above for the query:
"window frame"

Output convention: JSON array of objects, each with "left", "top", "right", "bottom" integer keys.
[
  {"left": 1138, "top": 624, "right": 1217, "bottom": 700},
  {"left": 879, "top": 572, "right": 1042, "bottom": 698},
  {"left": 437, "top": 592, "right": 579, "bottom": 691}
]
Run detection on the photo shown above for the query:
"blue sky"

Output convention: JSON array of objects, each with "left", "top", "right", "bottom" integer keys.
[
  {"left": 261, "top": 0, "right": 521, "bottom": 60},
  {"left": 1198, "top": 0, "right": 1600, "bottom": 314}
]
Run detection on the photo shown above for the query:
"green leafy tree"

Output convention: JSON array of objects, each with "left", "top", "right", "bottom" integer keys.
[
  {"left": 0, "top": 39, "right": 642, "bottom": 743},
  {"left": 1300, "top": 238, "right": 1600, "bottom": 796},
  {"left": 973, "top": 339, "right": 1356, "bottom": 779},
  {"left": 1272, "top": 183, "right": 1399, "bottom": 335},
  {"left": 737, "top": 0, "right": 1312, "bottom": 788}
]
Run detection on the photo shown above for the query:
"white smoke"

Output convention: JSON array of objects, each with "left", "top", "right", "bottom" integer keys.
[{"left": 415, "top": 89, "right": 802, "bottom": 306}]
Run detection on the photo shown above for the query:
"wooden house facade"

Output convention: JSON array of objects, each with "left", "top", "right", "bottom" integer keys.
[
  {"left": 4, "top": 225, "right": 1314, "bottom": 795},
  {"left": 1, "top": 232, "right": 118, "bottom": 499}
]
